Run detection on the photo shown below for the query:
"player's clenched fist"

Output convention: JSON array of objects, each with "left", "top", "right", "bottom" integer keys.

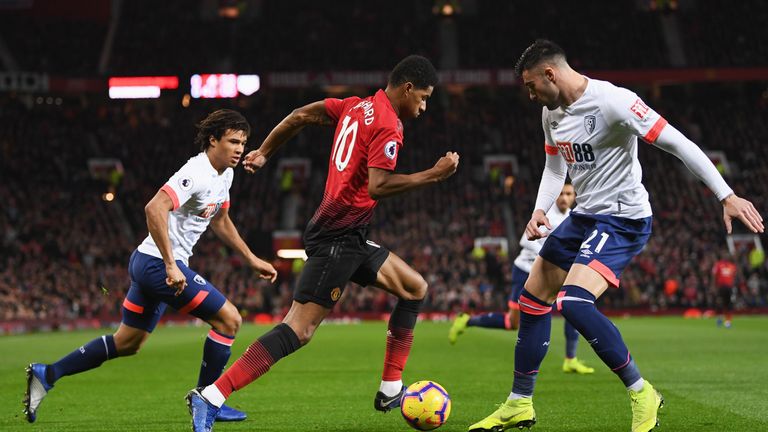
[
  {"left": 432, "top": 151, "right": 460, "bottom": 181},
  {"left": 250, "top": 257, "right": 278, "bottom": 283},
  {"left": 526, "top": 209, "right": 553, "bottom": 240},
  {"left": 242, "top": 149, "right": 268, "bottom": 173},
  {"left": 165, "top": 263, "right": 188, "bottom": 296}
]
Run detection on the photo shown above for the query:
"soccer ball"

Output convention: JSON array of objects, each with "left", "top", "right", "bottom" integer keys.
[{"left": 400, "top": 380, "right": 451, "bottom": 430}]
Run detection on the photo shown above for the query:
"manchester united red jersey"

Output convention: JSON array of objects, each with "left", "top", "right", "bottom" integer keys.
[
  {"left": 304, "top": 89, "right": 403, "bottom": 245},
  {"left": 712, "top": 259, "right": 737, "bottom": 288}
]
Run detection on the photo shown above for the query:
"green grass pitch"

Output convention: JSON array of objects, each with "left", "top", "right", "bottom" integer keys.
[{"left": 1, "top": 317, "right": 767, "bottom": 431}]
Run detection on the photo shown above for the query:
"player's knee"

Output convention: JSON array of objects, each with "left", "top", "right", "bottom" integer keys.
[
  {"left": 114, "top": 336, "right": 144, "bottom": 356},
  {"left": 113, "top": 327, "right": 148, "bottom": 356},
  {"left": 294, "top": 324, "right": 318, "bottom": 346},
  {"left": 213, "top": 303, "right": 242, "bottom": 335},
  {"left": 215, "top": 315, "right": 241, "bottom": 337},
  {"left": 522, "top": 278, "right": 537, "bottom": 295},
  {"left": 223, "top": 313, "right": 242, "bottom": 335},
  {"left": 404, "top": 276, "right": 428, "bottom": 301}
]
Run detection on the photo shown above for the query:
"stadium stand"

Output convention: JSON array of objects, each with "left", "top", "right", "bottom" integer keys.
[
  {"left": 1, "top": 82, "right": 766, "bottom": 324},
  {"left": 1, "top": 0, "right": 766, "bottom": 329}
]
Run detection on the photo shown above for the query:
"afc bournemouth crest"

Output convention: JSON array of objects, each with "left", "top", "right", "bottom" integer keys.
[
  {"left": 330, "top": 287, "right": 342, "bottom": 302},
  {"left": 584, "top": 115, "right": 596, "bottom": 135}
]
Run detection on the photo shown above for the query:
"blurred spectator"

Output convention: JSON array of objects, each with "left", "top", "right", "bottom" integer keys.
[{"left": 1, "top": 79, "right": 767, "bottom": 323}]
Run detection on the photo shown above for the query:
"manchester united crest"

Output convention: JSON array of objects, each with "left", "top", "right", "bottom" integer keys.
[{"left": 330, "top": 287, "right": 342, "bottom": 301}]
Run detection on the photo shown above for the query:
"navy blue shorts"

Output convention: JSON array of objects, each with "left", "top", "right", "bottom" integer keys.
[
  {"left": 121, "top": 250, "right": 227, "bottom": 332},
  {"left": 507, "top": 265, "right": 530, "bottom": 309},
  {"left": 538, "top": 212, "right": 652, "bottom": 288}
]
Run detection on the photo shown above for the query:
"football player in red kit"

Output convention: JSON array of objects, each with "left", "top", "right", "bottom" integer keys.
[{"left": 187, "top": 55, "right": 460, "bottom": 431}]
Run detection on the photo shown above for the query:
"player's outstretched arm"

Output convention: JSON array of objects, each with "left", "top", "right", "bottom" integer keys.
[
  {"left": 367, "top": 151, "right": 459, "bottom": 200},
  {"left": 210, "top": 207, "right": 277, "bottom": 282},
  {"left": 652, "top": 124, "right": 764, "bottom": 234},
  {"left": 243, "top": 101, "right": 333, "bottom": 173},
  {"left": 145, "top": 190, "right": 187, "bottom": 294}
]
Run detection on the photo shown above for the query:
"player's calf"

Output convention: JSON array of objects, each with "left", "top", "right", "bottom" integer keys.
[
  {"left": 378, "top": 296, "right": 424, "bottom": 409},
  {"left": 557, "top": 285, "right": 643, "bottom": 386},
  {"left": 194, "top": 323, "right": 302, "bottom": 416}
]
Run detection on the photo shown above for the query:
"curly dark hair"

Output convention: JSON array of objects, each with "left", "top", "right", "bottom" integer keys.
[
  {"left": 388, "top": 55, "right": 438, "bottom": 89},
  {"left": 195, "top": 109, "right": 251, "bottom": 151}
]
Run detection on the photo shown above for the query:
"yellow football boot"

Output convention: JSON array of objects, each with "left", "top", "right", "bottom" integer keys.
[
  {"left": 468, "top": 397, "right": 536, "bottom": 431},
  {"left": 629, "top": 381, "right": 664, "bottom": 432}
]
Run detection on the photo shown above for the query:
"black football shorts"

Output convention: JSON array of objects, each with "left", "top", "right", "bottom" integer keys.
[{"left": 294, "top": 232, "right": 390, "bottom": 308}]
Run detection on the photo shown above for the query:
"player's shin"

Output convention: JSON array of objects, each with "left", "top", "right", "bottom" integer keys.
[
  {"left": 202, "top": 323, "right": 301, "bottom": 407},
  {"left": 47, "top": 335, "right": 118, "bottom": 384},
  {"left": 197, "top": 329, "right": 235, "bottom": 387},
  {"left": 510, "top": 290, "right": 553, "bottom": 398},
  {"left": 557, "top": 285, "right": 643, "bottom": 390},
  {"left": 380, "top": 298, "right": 422, "bottom": 395},
  {"left": 203, "top": 323, "right": 300, "bottom": 406}
]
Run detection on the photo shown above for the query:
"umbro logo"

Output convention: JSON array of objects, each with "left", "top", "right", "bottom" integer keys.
[
  {"left": 588, "top": 338, "right": 598, "bottom": 345},
  {"left": 543, "top": 341, "right": 550, "bottom": 346},
  {"left": 550, "top": 121, "right": 559, "bottom": 129}
]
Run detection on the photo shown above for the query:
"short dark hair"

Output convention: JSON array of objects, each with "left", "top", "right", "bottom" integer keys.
[
  {"left": 195, "top": 109, "right": 251, "bottom": 151},
  {"left": 388, "top": 55, "right": 438, "bottom": 89},
  {"left": 514, "top": 39, "right": 567, "bottom": 77}
]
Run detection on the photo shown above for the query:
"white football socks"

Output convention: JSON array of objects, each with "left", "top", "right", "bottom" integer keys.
[
  {"left": 507, "top": 392, "right": 530, "bottom": 400},
  {"left": 627, "top": 378, "right": 645, "bottom": 392},
  {"left": 379, "top": 380, "right": 403, "bottom": 397},
  {"left": 201, "top": 384, "right": 226, "bottom": 408}
]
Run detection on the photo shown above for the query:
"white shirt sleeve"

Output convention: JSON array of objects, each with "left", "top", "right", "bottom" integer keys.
[
  {"left": 652, "top": 124, "right": 734, "bottom": 201},
  {"left": 534, "top": 109, "right": 568, "bottom": 212},
  {"left": 601, "top": 84, "right": 733, "bottom": 201},
  {"left": 161, "top": 160, "right": 206, "bottom": 211},
  {"left": 601, "top": 84, "right": 668, "bottom": 143}
]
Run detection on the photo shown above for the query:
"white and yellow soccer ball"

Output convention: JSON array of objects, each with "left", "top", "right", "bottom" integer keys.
[{"left": 400, "top": 380, "right": 451, "bottom": 430}]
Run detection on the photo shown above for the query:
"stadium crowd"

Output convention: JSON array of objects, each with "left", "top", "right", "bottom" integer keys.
[
  {"left": 2, "top": 0, "right": 767, "bottom": 76},
  {"left": 2, "top": 81, "right": 767, "bottom": 324}
]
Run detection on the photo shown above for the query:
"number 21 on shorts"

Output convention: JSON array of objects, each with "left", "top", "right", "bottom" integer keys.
[{"left": 580, "top": 229, "right": 610, "bottom": 253}]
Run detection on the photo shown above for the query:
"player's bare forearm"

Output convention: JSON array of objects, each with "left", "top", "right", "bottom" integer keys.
[
  {"left": 368, "top": 152, "right": 460, "bottom": 199},
  {"left": 367, "top": 169, "right": 441, "bottom": 200},
  {"left": 210, "top": 210, "right": 257, "bottom": 262},
  {"left": 144, "top": 194, "right": 176, "bottom": 266},
  {"left": 211, "top": 210, "right": 278, "bottom": 281},
  {"left": 259, "top": 101, "right": 332, "bottom": 158}
]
